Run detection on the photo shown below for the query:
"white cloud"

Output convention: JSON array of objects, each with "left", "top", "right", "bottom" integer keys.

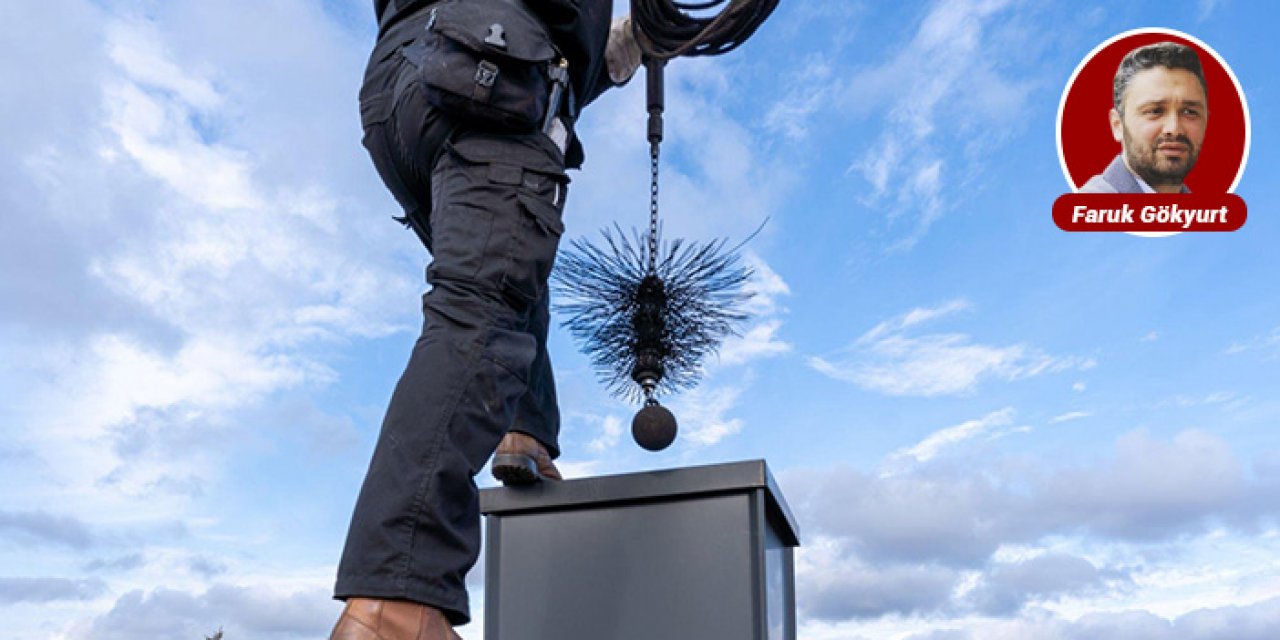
[
  {"left": 69, "top": 583, "right": 336, "bottom": 640},
  {"left": 0, "top": 4, "right": 423, "bottom": 634},
  {"left": 105, "top": 20, "right": 222, "bottom": 110},
  {"left": 836, "top": 0, "right": 1035, "bottom": 247},
  {"left": 741, "top": 252, "right": 792, "bottom": 317},
  {"left": 782, "top": 428, "right": 1280, "bottom": 636},
  {"left": 571, "top": 57, "right": 795, "bottom": 246},
  {"left": 0, "top": 511, "right": 97, "bottom": 550},
  {"left": 963, "top": 553, "right": 1130, "bottom": 615},
  {"left": 1227, "top": 326, "right": 1280, "bottom": 358},
  {"left": 861, "top": 298, "right": 971, "bottom": 343},
  {"left": 886, "top": 597, "right": 1280, "bottom": 640},
  {"left": 19, "top": 333, "right": 332, "bottom": 513},
  {"left": 102, "top": 34, "right": 259, "bottom": 213},
  {"left": 1042, "top": 429, "right": 1248, "bottom": 539},
  {"left": 783, "top": 428, "right": 1272, "bottom": 568},
  {"left": 670, "top": 385, "right": 745, "bottom": 447},
  {"left": 715, "top": 253, "right": 793, "bottom": 367},
  {"left": 763, "top": 53, "right": 838, "bottom": 142},
  {"left": 1148, "top": 391, "right": 1242, "bottom": 410},
  {"left": 718, "top": 320, "right": 792, "bottom": 366},
  {"left": 0, "top": 578, "right": 107, "bottom": 605},
  {"left": 890, "top": 407, "right": 1017, "bottom": 466},
  {"left": 1051, "top": 411, "right": 1091, "bottom": 424},
  {"left": 810, "top": 300, "right": 1092, "bottom": 396},
  {"left": 797, "top": 535, "right": 959, "bottom": 621},
  {"left": 0, "top": 4, "right": 422, "bottom": 518},
  {"left": 587, "top": 415, "right": 625, "bottom": 453}
]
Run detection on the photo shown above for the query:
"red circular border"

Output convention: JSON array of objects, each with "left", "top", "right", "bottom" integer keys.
[{"left": 1058, "top": 30, "right": 1248, "bottom": 193}]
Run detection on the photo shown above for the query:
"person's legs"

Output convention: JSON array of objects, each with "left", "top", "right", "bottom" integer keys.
[
  {"left": 336, "top": 123, "right": 568, "bottom": 624},
  {"left": 514, "top": 288, "right": 561, "bottom": 455},
  {"left": 491, "top": 287, "right": 564, "bottom": 483}
]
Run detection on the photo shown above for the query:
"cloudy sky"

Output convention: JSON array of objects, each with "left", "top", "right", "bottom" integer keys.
[{"left": 2, "top": 0, "right": 1278, "bottom": 638}]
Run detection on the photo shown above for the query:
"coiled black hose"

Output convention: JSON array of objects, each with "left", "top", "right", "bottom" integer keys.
[{"left": 631, "top": 0, "right": 779, "bottom": 60}]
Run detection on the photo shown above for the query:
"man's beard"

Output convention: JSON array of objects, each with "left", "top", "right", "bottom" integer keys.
[{"left": 1122, "top": 124, "right": 1200, "bottom": 188}]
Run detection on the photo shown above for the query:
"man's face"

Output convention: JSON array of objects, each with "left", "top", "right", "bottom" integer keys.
[{"left": 1109, "top": 66, "right": 1208, "bottom": 189}]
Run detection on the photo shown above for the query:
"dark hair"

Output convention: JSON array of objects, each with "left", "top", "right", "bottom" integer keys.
[{"left": 1112, "top": 42, "right": 1207, "bottom": 113}]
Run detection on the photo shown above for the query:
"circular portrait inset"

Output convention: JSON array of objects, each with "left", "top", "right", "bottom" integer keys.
[{"left": 1057, "top": 28, "right": 1249, "bottom": 194}]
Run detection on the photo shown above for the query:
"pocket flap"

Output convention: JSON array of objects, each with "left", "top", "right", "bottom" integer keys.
[
  {"left": 447, "top": 133, "right": 567, "bottom": 178},
  {"left": 518, "top": 193, "right": 565, "bottom": 236},
  {"left": 430, "top": 0, "right": 557, "bottom": 63}
]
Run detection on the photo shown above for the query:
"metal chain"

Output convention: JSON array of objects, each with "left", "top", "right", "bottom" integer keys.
[{"left": 648, "top": 141, "right": 660, "bottom": 275}]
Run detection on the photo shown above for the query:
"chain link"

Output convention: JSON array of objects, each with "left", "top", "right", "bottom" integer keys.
[{"left": 648, "top": 141, "right": 660, "bottom": 275}]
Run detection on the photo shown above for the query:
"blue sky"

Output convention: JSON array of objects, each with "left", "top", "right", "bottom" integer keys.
[{"left": 2, "top": 0, "right": 1278, "bottom": 638}]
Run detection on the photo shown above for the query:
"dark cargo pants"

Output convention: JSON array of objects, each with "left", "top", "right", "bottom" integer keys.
[{"left": 335, "top": 27, "right": 567, "bottom": 625}]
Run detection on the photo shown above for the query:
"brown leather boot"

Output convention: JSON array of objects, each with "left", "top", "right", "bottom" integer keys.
[
  {"left": 491, "top": 431, "right": 562, "bottom": 485},
  {"left": 329, "top": 598, "right": 462, "bottom": 640}
]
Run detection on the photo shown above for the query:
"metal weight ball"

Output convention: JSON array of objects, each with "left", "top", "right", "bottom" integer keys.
[{"left": 632, "top": 403, "right": 677, "bottom": 451}]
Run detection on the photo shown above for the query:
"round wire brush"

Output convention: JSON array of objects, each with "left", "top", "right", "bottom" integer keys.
[
  {"left": 552, "top": 0, "right": 777, "bottom": 451},
  {"left": 554, "top": 226, "right": 753, "bottom": 450}
]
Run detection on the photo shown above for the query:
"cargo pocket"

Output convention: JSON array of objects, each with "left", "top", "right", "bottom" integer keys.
[
  {"left": 426, "top": 132, "right": 567, "bottom": 305},
  {"left": 426, "top": 146, "right": 498, "bottom": 285},
  {"left": 500, "top": 190, "right": 565, "bottom": 304},
  {"left": 427, "top": 202, "right": 495, "bottom": 284}
]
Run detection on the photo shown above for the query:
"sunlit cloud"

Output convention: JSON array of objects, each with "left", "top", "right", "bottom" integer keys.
[
  {"left": 810, "top": 300, "right": 1093, "bottom": 396},
  {"left": 784, "top": 427, "right": 1280, "bottom": 636},
  {"left": 842, "top": 0, "right": 1035, "bottom": 248},
  {"left": 888, "top": 407, "right": 1017, "bottom": 466},
  {"left": 587, "top": 415, "right": 625, "bottom": 453},
  {"left": 670, "top": 384, "right": 746, "bottom": 447},
  {"left": 1051, "top": 411, "right": 1091, "bottom": 424}
]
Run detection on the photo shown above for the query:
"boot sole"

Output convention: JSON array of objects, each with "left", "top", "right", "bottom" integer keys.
[{"left": 492, "top": 453, "right": 540, "bottom": 485}]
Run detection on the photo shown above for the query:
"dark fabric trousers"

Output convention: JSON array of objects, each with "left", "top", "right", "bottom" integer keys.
[{"left": 334, "top": 31, "right": 568, "bottom": 626}]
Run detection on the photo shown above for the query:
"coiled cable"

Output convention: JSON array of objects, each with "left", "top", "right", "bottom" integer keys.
[{"left": 631, "top": 0, "right": 779, "bottom": 60}]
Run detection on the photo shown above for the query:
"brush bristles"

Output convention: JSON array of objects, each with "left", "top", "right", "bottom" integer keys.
[{"left": 553, "top": 226, "right": 753, "bottom": 403}]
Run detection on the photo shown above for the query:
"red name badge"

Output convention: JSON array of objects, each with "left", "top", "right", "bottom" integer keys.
[{"left": 1053, "top": 194, "right": 1246, "bottom": 232}]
